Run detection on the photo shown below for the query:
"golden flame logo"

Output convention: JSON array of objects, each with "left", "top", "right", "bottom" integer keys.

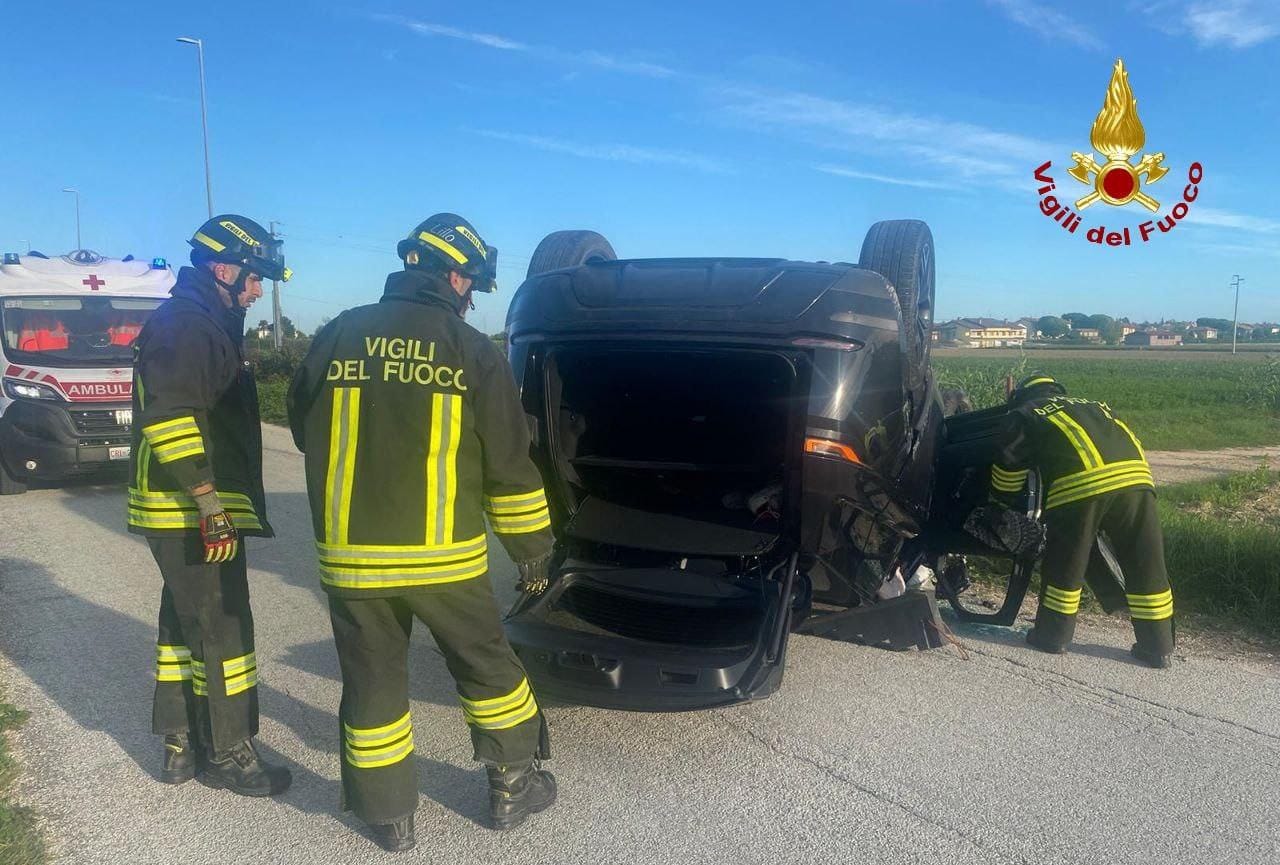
[{"left": 1068, "top": 59, "right": 1169, "bottom": 211}]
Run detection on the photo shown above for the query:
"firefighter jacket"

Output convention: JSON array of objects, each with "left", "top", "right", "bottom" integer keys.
[
  {"left": 286, "top": 269, "right": 553, "bottom": 598},
  {"left": 990, "top": 395, "right": 1153, "bottom": 511},
  {"left": 127, "top": 266, "right": 271, "bottom": 537}
]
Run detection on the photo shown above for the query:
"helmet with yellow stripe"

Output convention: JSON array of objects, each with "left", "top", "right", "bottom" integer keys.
[
  {"left": 396, "top": 213, "right": 497, "bottom": 293},
  {"left": 1009, "top": 372, "right": 1067, "bottom": 404},
  {"left": 188, "top": 215, "right": 291, "bottom": 284}
]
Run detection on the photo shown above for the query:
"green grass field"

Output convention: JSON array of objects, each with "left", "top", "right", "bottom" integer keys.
[
  {"left": 933, "top": 351, "right": 1280, "bottom": 451},
  {"left": 0, "top": 693, "right": 44, "bottom": 865}
]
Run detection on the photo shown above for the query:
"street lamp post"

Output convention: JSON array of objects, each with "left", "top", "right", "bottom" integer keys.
[
  {"left": 61, "top": 188, "right": 81, "bottom": 250},
  {"left": 269, "top": 221, "right": 284, "bottom": 350},
  {"left": 1231, "top": 274, "right": 1244, "bottom": 356},
  {"left": 177, "top": 36, "right": 213, "bottom": 218}
]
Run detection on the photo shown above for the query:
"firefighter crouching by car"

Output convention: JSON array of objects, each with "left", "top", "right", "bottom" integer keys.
[
  {"left": 129, "top": 215, "right": 293, "bottom": 796},
  {"left": 990, "top": 373, "right": 1175, "bottom": 668},
  {"left": 287, "top": 214, "right": 556, "bottom": 853}
]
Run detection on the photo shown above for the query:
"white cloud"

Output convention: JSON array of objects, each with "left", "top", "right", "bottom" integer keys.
[
  {"left": 576, "top": 51, "right": 677, "bottom": 79},
  {"left": 372, "top": 14, "right": 530, "bottom": 50},
  {"left": 986, "top": 0, "right": 1105, "bottom": 50},
  {"left": 715, "top": 86, "right": 1054, "bottom": 192},
  {"left": 815, "top": 164, "right": 958, "bottom": 190},
  {"left": 473, "top": 130, "right": 729, "bottom": 173},
  {"left": 1186, "top": 207, "right": 1280, "bottom": 234},
  {"left": 1184, "top": 1, "right": 1279, "bottom": 48}
]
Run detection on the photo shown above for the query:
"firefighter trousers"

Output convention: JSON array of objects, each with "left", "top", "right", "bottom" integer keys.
[
  {"left": 1035, "top": 487, "right": 1175, "bottom": 653},
  {"left": 328, "top": 575, "right": 548, "bottom": 825},
  {"left": 150, "top": 535, "right": 259, "bottom": 755}
]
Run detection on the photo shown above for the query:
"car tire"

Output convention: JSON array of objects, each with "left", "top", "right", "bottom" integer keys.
[
  {"left": 858, "top": 220, "right": 935, "bottom": 393},
  {"left": 0, "top": 456, "right": 27, "bottom": 495},
  {"left": 526, "top": 230, "right": 617, "bottom": 279}
]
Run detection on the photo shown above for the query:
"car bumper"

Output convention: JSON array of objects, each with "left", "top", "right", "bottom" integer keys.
[{"left": 0, "top": 400, "right": 132, "bottom": 481}]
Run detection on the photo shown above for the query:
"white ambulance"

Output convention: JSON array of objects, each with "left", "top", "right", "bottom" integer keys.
[{"left": 0, "top": 249, "right": 175, "bottom": 494}]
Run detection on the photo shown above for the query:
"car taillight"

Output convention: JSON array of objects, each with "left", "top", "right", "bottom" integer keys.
[{"left": 804, "top": 437, "right": 863, "bottom": 464}]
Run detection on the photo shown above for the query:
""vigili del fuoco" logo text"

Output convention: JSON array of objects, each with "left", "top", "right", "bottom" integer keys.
[{"left": 1033, "top": 59, "right": 1202, "bottom": 248}]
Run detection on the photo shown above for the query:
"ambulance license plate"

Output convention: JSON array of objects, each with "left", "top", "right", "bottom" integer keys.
[{"left": 108, "top": 446, "right": 131, "bottom": 461}]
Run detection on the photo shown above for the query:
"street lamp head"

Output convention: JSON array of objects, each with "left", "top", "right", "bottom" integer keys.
[
  {"left": 177, "top": 36, "right": 201, "bottom": 45},
  {"left": 62, "top": 187, "right": 77, "bottom": 194}
]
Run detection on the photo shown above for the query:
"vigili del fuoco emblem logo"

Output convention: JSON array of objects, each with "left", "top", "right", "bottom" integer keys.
[{"left": 1033, "top": 59, "right": 1203, "bottom": 247}]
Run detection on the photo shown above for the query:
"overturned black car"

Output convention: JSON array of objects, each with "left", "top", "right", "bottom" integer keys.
[{"left": 501, "top": 222, "right": 1052, "bottom": 711}]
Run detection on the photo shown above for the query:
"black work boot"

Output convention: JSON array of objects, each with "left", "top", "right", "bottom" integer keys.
[
  {"left": 1130, "top": 643, "right": 1174, "bottom": 669},
  {"left": 368, "top": 815, "right": 416, "bottom": 853},
  {"left": 1026, "top": 627, "right": 1069, "bottom": 654},
  {"left": 487, "top": 761, "right": 557, "bottom": 830},
  {"left": 1026, "top": 605, "right": 1076, "bottom": 655},
  {"left": 160, "top": 733, "right": 197, "bottom": 785},
  {"left": 200, "top": 739, "right": 292, "bottom": 797}
]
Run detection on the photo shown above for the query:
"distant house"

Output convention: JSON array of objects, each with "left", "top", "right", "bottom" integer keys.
[
  {"left": 1016, "top": 318, "right": 1042, "bottom": 338},
  {"left": 938, "top": 318, "right": 1028, "bottom": 348},
  {"left": 254, "top": 322, "right": 273, "bottom": 340},
  {"left": 1188, "top": 326, "right": 1218, "bottom": 340},
  {"left": 1126, "top": 331, "right": 1182, "bottom": 347},
  {"left": 1120, "top": 324, "right": 1137, "bottom": 338},
  {"left": 1074, "top": 327, "right": 1102, "bottom": 341}
]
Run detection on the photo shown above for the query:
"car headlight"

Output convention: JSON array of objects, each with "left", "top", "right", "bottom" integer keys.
[{"left": 3, "top": 378, "right": 64, "bottom": 401}]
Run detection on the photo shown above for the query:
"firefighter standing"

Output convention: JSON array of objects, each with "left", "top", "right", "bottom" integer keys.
[
  {"left": 287, "top": 214, "right": 555, "bottom": 852},
  {"left": 991, "top": 373, "right": 1175, "bottom": 668},
  {"left": 129, "top": 215, "right": 293, "bottom": 795}
]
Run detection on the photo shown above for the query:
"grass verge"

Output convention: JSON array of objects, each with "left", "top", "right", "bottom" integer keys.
[{"left": 0, "top": 692, "right": 44, "bottom": 865}]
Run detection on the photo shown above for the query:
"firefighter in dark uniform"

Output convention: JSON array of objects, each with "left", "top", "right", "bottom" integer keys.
[
  {"left": 991, "top": 373, "right": 1175, "bottom": 668},
  {"left": 130, "top": 215, "right": 293, "bottom": 796},
  {"left": 287, "top": 214, "right": 555, "bottom": 852}
]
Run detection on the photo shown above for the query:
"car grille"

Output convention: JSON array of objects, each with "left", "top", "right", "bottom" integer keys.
[
  {"left": 70, "top": 409, "right": 131, "bottom": 437},
  {"left": 558, "top": 583, "right": 761, "bottom": 647}
]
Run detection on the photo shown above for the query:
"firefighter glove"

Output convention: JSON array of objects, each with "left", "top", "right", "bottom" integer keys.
[
  {"left": 200, "top": 511, "right": 239, "bottom": 563},
  {"left": 516, "top": 554, "right": 551, "bottom": 595}
]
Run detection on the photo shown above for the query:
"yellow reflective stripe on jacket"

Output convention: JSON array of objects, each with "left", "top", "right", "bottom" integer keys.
[
  {"left": 222, "top": 652, "right": 258, "bottom": 696},
  {"left": 127, "top": 488, "right": 261, "bottom": 531},
  {"left": 317, "top": 534, "right": 488, "bottom": 590},
  {"left": 1113, "top": 416, "right": 1146, "bottom": 459},
  {"left": 343, "top": 710, "right": 415, "bottom": 769},
  {"left": 1045, "top": 411, "right": 1104, "bottom": 470},
  {"left": 143, "top": 415, "right": 206, "bottom": 464},
  {"left": 425, "top": 393, "right": 464, "bottom": 546},
  {"left": 1127, "top": 590, "right": 1174, "bottom": 621},
  {"left": 1042, "top": 585, "right": 1082, "bottom": 615},
  {"left": 460, "top": 678, "right": 539, "bottom": 731},
  {"left": 1045, "top": 460, "right": 1154, "bottom": 509},
  {"left": 155, "top": 643, "right": 193, "bottom": 682},
  {"left": 484, "top": 488, "right": 551, "bottom": 534},
  {"left": 324, "top": 387, "right": 361, "bottom": 545},
  {"left": 991, "top": 465, "right": 1029, "bottom": 493}
]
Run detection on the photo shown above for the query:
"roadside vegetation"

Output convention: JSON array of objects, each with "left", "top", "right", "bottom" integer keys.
[
  {"left": 0, "top": 691, "right": 44, "bottom": 865},
  {"left": 934, "top": 353, "right": 1280, "bottom": 451}
]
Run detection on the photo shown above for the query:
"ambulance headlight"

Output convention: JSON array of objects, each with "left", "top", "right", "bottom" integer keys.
[
  {"left": 3, "top": 379, "right": 63, "bottom": 401},
  {"left": 3, "top": 253, "right": 19, "bottom": 265},
  {"left": 151, "top": 257, "right": 168, "bottom": 269}
]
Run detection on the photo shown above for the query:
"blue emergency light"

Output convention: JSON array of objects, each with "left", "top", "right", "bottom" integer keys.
[
  {"left": 3, "top": 253, "right": 19, "bottom": 265},
  {"left": 151, "top": 257, "right": 168, "bottom": 269}
]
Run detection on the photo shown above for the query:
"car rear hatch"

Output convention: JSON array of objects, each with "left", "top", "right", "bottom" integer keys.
[{"left": 505, "top": 343, "right": 806, "bottom": 710}]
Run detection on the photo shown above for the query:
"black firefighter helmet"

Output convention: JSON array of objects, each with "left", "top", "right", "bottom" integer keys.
[
  {"left": 1008, "top": 372, "right": 1067, "bottom": 404},
  {"left": 396, "top": 213, "right": 497, "bottom": 293},
  {"left": 189, "top": 215, "right": 292, "bottom": 285}
]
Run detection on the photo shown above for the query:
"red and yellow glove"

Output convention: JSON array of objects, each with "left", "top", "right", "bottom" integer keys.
[{"left": 198, "top": 510, "right": 239, "bottom": 563}]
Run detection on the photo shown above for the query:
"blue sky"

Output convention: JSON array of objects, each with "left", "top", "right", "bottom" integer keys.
[{"left": 1, "top": 0, "right": 1276, "bottom": 334}]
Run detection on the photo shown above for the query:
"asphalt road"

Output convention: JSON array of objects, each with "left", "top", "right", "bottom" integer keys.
[{"left": 1, "top": 425, "right": 1278, "bottom": 865}]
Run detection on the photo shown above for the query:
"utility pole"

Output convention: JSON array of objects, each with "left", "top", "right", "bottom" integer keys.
[
  {"left": 177, "top": 37, "right": 214, "bottom": 217},
  {"left": 1231, "top": 274, "right": 1244, "bottom": 356},
  {"left": 61, "top": 188, "right": 81, "bottom": 249},
  {"left": 270, "top": 221, "right": 284, "bottom": 350}
]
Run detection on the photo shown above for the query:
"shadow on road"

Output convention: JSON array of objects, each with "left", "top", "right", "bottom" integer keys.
[{"left": 0, "top": 555, "right": 512, "bottom": 828}]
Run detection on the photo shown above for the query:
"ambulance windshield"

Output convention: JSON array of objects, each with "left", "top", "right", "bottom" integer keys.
[{"left": 1, "top": 296, "right": 162, "bottom": 366}]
